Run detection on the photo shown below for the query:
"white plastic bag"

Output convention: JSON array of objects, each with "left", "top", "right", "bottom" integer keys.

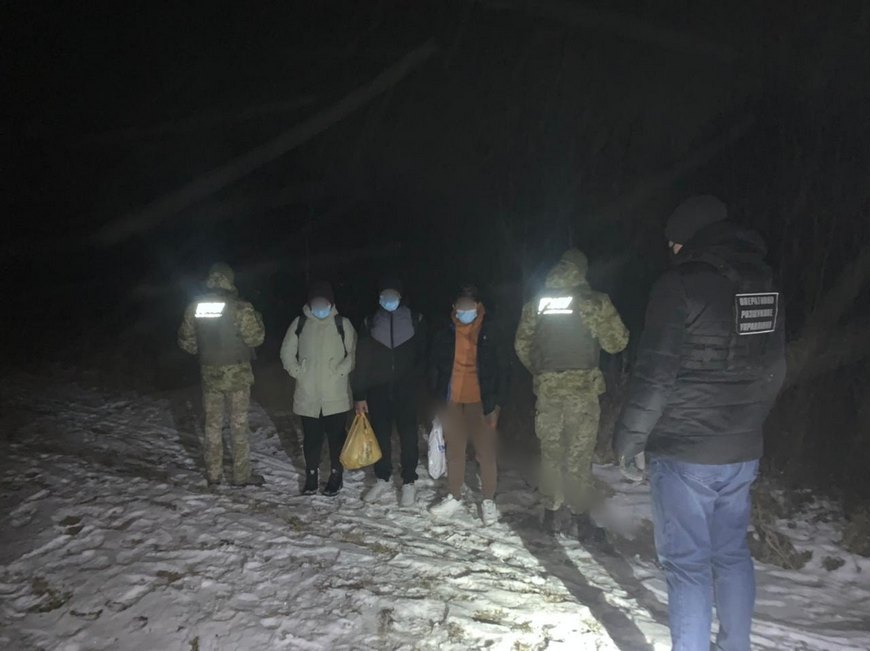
[{"left": 428, "top": 416, "right": 447, "bottom": 479}]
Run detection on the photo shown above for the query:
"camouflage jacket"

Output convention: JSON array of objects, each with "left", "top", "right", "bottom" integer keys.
[
  {"left": 515, "top": 250, "right": 629, "bottom": 398},
  {"left": 178, "top": 272, "right": 265, "bottom": 392}
]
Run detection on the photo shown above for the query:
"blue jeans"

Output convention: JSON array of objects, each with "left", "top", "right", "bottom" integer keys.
[{"left": 649, "top": 456, "right": 759, "bottom": 651}]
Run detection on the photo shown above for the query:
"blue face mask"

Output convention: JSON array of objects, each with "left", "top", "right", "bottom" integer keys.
[
  {"left": 456, "top": 309, "right": 478, "bottom": 325},
  {"left": 380, "top": 296, "right": 400, "bottom": 312},
  {"left": 311, "top": 305, "right": 332, "bottom": 320}
]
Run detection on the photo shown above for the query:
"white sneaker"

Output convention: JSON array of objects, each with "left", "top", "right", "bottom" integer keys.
[
  {"left": 481, "top": 499, "right": 498, "bottom": 526},
  {"left": 399, "top": 483, "right": 416, "bottom": 507},
  {"left": 429, "top": 495, "right": 463, "bottom": 519},
  {"left": 363, "top": 479, "right": 393, "bottom": 503}
]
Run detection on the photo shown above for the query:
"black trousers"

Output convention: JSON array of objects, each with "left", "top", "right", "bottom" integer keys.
[
  {"left": 302, "top": 411, "right": 348, "bottom": 473},
  {"left": 367, "top": 384, "right": 419, "bottom": 484}
]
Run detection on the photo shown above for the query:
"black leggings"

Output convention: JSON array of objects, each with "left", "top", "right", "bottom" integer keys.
[{"left": 302, "top": 411, "right": 349, "bottom": 472}]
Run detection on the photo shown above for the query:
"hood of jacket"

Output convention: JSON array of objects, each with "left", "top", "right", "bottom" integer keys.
[
  {"left": 205, "top": 263, "right": 238, "bottom": 295},
  {"left": 676, "top": 221, "right": 769, "bottom": 275},
  {"left": 545, "top": 249, "right": 589, "bottom": 290}
]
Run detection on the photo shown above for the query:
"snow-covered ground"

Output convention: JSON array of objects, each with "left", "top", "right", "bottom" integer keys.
[{"left": 1, "top": 371, "right": 868, "bottom": 650}]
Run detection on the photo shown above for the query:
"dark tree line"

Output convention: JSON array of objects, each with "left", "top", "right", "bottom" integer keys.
[{"left": 6, "top": 2, "right": 870, "bottom": 504}]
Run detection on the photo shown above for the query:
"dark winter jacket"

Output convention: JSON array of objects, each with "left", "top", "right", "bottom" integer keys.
[
  {"left": 614, "top": 221, "right": 787, "bottom": 464},
  {"left": 428, "top": 313, "right": 510, "bottom": 416},
  {"left": 351, "top": 307, "right": 427, "bottom": 400}
]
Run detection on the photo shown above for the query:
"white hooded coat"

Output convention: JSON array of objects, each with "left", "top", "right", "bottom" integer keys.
[{"left": 280, "top": 305, "right": 357, "bottom": 418}]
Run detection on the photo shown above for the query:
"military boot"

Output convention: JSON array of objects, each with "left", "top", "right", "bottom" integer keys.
[
  {"left": 231, "top": 472, "right": 265, "bottom": 488},
  {"left": 543, "top": 508, "right": 559, "bottom": 536},
  {"left": 575, "top": 513, "right": 608, "bottom": 547}
]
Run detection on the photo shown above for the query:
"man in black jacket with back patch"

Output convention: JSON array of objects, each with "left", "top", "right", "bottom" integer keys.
[{"left": 614, "top": 196, "right": 786, "bottom": 651}]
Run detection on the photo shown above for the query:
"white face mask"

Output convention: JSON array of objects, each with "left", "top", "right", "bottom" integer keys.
[
  {"left": 455, "top": 308, "right": 478, "bottom": 324},
  {"left": 310, "top": 300, "right": 332, "bottom": 320},
  {"left": 380, "top": 290, "right": 401, "bottom": 312}
]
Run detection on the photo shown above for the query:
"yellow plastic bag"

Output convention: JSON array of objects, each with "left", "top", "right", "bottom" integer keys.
[{"left": 340, "top": 413, "right": 383, "bottom": 470}]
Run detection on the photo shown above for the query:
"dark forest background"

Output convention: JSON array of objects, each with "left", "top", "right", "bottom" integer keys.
[{"left": 4, "top": 2, "right": 870, "bottom": 509}]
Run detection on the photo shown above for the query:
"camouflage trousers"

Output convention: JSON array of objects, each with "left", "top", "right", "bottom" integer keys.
[
  {"left": 203, "top": 387, "right": 251, "bottom": 484},
  {"left": 535, "top": 393, "right": 600, "bottom": 514}
]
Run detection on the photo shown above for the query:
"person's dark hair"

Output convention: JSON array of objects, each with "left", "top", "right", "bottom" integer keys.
[{"left": 455, "top": 283, "right": 481, "bottom": 303}]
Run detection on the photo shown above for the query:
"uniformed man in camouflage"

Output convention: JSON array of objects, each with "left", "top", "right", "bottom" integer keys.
[
  {"left": 178, "top": 263, "right": 266, "bottom": 487},
  {"left": 514, "top": 248, "right": 629, "bottom": 543}
]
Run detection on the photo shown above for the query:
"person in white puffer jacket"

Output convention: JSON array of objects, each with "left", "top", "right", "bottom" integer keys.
[{"left": 280, "top": 281, "right": 356, "bottom": 497}]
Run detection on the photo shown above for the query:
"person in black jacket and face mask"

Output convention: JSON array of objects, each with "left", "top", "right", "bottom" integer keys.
[
  {"left": 614, "top": 196, "right": 786, "bottom": 651},
  {"left": 352, "top": 277, "right": 427, "bottom": 508}
]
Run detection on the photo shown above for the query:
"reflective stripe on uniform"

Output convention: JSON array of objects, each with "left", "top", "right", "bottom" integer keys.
[
  {"left": 196, "top": 302, "right": 226, "bottom": 318},
  {"left": 538, "top": 296, "right": 574, "bottom": 315}
]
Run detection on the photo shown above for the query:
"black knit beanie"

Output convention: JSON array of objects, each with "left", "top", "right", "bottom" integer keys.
[{"left": 665, "top": 195, "right": 728, "bottom": 245}]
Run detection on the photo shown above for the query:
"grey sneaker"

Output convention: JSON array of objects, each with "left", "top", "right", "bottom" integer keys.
[
  {"left": 429, "top": 495, "right": 463, "bottom": 519},
  {"left": 399, "top": 483, "right": 416, "bottom": 508},
  {"left": 481, "top": 499, "right": 498, "bottom": 526},
  {"left": 363, "top": 479, "right": 393, "bottom": 504}
]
